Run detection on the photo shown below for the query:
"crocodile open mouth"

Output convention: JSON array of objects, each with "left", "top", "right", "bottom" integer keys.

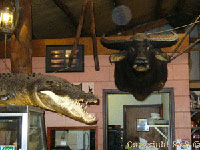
[{"left": 36, "top": 91, "right": 97, "bottom": 124}]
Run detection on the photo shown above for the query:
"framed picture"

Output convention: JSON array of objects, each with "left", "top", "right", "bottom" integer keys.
[
  {"left": 136, "top": 119, "right": 149, "bottom": 132},
  {"left": 46, "top": 45, "right": 84, "bottom": 73},
  {"left": 190, "top": 89, "right": 200, "bottom": 109}
]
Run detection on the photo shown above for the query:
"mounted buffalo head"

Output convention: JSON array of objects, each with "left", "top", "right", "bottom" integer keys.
[{"left": 100, "top": 31, "right": 200, "bottom": 100}]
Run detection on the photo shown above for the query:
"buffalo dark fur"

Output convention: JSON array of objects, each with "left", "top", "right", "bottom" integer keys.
[
  {"left": 100, "top": 33, "right": 189, "bottom": 100},
  {"left": 114, "top": 49, "right": 168, "bottom": 100}
]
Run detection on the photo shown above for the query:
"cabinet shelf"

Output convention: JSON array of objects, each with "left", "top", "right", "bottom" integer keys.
[
  {"left": 191, "top": 127, "right": 200, "bottom": 129},
  {"left": 190, "top": 89, "right": 200, "bottom": 150},
  {"left": 191, "top": 109, "right": 200, "bottom": 112}
]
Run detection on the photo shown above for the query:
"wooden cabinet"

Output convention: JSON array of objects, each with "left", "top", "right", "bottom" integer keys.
[
  {"left": 190, "top": 90, "right": 200, "bottom": 149},
  {"left": 47, "top": 127, "right": 97, "bottom": 150},
  {"left": 191, "top": 109, "right": 200, "bottom": 150}
]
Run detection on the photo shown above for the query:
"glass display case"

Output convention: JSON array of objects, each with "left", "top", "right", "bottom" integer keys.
[
  {"left": 47, "top": 127, "right": 96, "bottom": 150},
  {"left": 0, "top": 105, "right": 47, "bottom": 150},
  {"left": 0, "top": 117, "right": 21, "bottom": 150}
]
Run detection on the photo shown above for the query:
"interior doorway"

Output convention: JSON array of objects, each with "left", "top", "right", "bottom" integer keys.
[
  {"left": 103, "top": 88, "right": 175, "bottom": 150},
  {"left": 124, "top": 105, "right": 162, "bottom": 148}
]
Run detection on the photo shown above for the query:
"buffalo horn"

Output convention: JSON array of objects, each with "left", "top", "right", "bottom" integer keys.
[
  {"left": 148, "top": 31, "right": 178, "bottom": 48},
  {"left": 100, "top": 36, "right": 134, "bottom": 51}
]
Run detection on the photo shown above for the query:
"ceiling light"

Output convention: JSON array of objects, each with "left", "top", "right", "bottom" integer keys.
[{"left": 0, "top": 7, "right": 15, "bottom": 34}]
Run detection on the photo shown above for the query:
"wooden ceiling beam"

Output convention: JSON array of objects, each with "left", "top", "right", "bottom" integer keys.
[
  {"left": 52, "top": 0, "right": 78, "bottom": 28},
  {"left": 0, "top": 34, "right": 188, "bottom": 58}
]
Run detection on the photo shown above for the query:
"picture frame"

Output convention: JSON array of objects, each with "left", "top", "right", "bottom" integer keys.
[
  {"left": 46, "top": 45, "right": 84, "bottom": 73},
  {"left": 190, "top": 89, "right": 200, "bottom": 109},
  {"left": 136, "top": 118, "right": 149, "bottom": 132}
]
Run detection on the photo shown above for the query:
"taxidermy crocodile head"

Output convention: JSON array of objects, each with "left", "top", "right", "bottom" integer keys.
[{"left": 0, "top": 73, "right": 98, "bottom": 124}]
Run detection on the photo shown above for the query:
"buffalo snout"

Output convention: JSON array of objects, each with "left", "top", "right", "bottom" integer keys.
[{"left": 133, "top": 57, "right": 150, "bottom": 71}]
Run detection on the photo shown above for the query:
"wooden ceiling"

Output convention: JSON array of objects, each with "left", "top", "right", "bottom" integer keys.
[
  {"left": 31, "top": 0, "right": 200, "bottom": 40},
  {"left": 0, "top": 0, "right": 199, "bottom": 40}
]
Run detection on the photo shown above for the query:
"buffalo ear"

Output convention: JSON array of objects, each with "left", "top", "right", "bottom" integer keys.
[
  {"left": 155, "top": 53, "right": 170, "bottom": 62},
  {"left": 109, "top": 53, "right": 126, "bottom": 63}
]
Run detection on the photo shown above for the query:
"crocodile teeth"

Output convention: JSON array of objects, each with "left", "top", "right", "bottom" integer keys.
[
  {"left": 39, "top": 91, "right": 96, "bottom": 124},
  {"left": 83, "top": 102, "right": 88, "bottom": 111}
]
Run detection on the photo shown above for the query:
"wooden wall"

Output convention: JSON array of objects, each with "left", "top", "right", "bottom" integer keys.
[{"left": 0, "top": 34, "right": 189, "bottom": 58}]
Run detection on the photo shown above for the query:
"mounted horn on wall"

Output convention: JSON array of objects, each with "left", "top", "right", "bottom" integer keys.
[{"left": 100, "top": 16, "right": 200, "bottom": 101}]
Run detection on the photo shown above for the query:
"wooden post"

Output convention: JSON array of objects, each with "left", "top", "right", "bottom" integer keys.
[
  {"left": 89, "top": 0, "right": 100, "bottom": 71},
  {"left": 68, "top": 0, "right": 88, "bottom": 68},
  {"left": 10, "top": 0, "right": 32, "bottom": 73}
]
